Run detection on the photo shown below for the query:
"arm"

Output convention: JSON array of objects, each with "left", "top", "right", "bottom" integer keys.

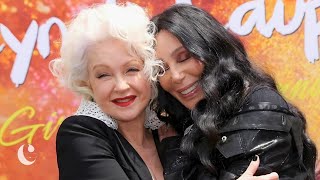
[
  {"left": 56, "top": 116, "right": 130, "bottom": 180},
  {"left": 217, "top": 89, "right": 306, "bottom": 179},
  {"left": 158, "top": 124, "right": 279, "bottom": 180},
  {"left": 217, "top": 125, "right": 293, "bottom": 178}
]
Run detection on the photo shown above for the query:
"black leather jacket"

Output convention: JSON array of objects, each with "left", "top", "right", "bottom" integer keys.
[{"left": 159, "top": 87, "right": 316, "bottom": 180}]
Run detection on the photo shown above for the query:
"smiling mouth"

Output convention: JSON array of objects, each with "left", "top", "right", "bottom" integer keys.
[
  {"left": 112, "top": 95, "right": 136, "bottom": 107},
  {"left": 180, "top": 82, "right": 199, "bottom": 95}
]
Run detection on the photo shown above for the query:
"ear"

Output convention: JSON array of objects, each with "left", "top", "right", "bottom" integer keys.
[
  {"left": 78, "top": 79, "right": 93, "bottom": 96},
  {"left": 78, "top": 80, "right": 90, "bottom": 89},
  {"left": 79, "top": 80, "right": 94, "bottom": 101}
]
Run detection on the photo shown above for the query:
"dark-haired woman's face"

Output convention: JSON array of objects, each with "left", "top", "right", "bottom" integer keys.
[{"left": 155, "top": 30, "right": 204, "bottom": 109}]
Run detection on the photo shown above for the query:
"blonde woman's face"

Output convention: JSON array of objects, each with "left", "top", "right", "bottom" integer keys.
[{"left": 86, "top": 39, "right": 152, "bottom": 124}]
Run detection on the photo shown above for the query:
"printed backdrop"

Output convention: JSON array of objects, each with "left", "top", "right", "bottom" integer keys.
[{"left": 0, "top": 0, "right": 319, "bottom": 179}]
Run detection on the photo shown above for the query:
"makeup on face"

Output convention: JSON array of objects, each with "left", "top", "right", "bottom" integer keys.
[
  {"left": 86, "top": 38, "right": 152, "bottom": 122},
  {"left": 155, "top": 30, "right": 205, "bottom": 109}
]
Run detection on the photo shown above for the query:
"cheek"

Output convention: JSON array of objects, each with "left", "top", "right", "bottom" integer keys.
[
  {"left": 91, "top": 81, "right": 112, "bottom": 99},
  {"left": 159, "top": 75, "right": 171, "bottom": 91},
  {"left": 194, "top": 59, "right": 204, "bottom": 68},
  {"left": 145, "top": 83, "right": 154, "bottom": 100},
  {"left": 130, "top": 76, "right": 152, "bottom": 98},
  {"left": 192, "top": 59, "right": 205, "bottom": 76}
]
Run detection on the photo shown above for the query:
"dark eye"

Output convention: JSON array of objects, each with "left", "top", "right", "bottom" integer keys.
[
  {"left": 158, "top": 62, "right": 170, "bottom": 75},
  {"left": 164, "top": 63, "right": 170, "bottom": 71},
  {"left": 128, "top": 68, "right": 140, "bottom": 72},
  {"left": 178, "top": 52, "right": 191, "bottom": 62},
  {"left": 127, "top": 67, "right": 140, "bottom": 72}
]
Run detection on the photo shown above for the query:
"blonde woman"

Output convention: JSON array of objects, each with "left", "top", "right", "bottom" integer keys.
[{"left": 50, "top": 3, "right": 166, "bottom": 180}]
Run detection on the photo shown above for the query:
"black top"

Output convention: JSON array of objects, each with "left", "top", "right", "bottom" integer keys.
[
  {"left": 161, "top": 86, "right": 314, "bottom": 179},
  {"left": 56, "top": 86, "right": 315, "bottom": 180},
  {"left": 56, "top": 116, "right": 160, "bottom": 180}
]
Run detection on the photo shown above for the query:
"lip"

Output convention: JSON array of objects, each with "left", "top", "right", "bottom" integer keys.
[
  {"left": 177, "top": 82, "right": 200, "bottom": 98},
  {"left": 177, "top": 81, "right": 198, "bottom": 93},
  {"left": 112, "top": 95, "right": 136, "bottom": 107}
]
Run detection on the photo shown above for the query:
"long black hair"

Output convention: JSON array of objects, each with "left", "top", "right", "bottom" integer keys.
[{"left": 152, "top": 3, "right": 316, "bottom": 174}]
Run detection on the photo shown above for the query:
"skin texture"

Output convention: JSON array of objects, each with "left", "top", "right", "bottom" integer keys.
[
  {"left": 155, "top": 30, "right": 205, "bottom": 110},
  {"left": 86, "top": 38, "right": 152, "bottom": 125},
  {"left": 86, "top": 38, "right": 164, "bottom": 180}
]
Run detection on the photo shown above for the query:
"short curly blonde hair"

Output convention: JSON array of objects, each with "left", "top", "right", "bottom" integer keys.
[{"left": 50, "top": 3, "right": 162, "bottom": 100}]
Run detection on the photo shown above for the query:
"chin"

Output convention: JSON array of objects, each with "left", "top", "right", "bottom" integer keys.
[{"left": 182, "top": 103, "right": 194, "bottom": 110}]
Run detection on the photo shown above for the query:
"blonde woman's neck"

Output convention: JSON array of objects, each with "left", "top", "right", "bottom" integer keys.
[{"left": 117, "top": 117, "right": 153, "bottom": 148}]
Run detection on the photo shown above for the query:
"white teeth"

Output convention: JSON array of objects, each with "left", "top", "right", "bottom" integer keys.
[
  {"left": 181, "top": 83, "right": 198, "bottom": 95},
  {"left": 116, "top": 99, "right": 131, "bottom": 103}
]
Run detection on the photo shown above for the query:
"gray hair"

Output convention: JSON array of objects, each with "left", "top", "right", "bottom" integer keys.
[{"left": 50, "top": 3, "right": 162, "bottom": 101}]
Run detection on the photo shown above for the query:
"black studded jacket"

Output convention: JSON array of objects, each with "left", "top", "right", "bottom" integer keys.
[{"left": 159, "top": 86, "right": 316, "bottom": 180}]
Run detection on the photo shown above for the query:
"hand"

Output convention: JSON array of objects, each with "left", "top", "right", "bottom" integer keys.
[
  {"left": 237, "top": 156, "right": 279, "bottom": 180},
  {"left": 158, "top": 123, "right": 177, "bottom": 142},
  {"left": 315, "top": 159, "right": 320, "bottom": 179}
]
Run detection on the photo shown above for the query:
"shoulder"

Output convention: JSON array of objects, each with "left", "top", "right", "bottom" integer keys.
[
  {"left": 245, "top": 86, "right": 288, "bottom": 108},
  {"left": 58, "top": 115, "right": 114, "bottom": 135},
  {"left": 56, "top": 115, "right": 117, "bottom": 163},
  {"left": 56, "top": 115, "right": 116, "bottom": 150},
  {"left": 56, "top": 116, "right": 122, "bottom": 179},
  {"left": 219, "top": 86, "right": 294, "bottom": 134}
]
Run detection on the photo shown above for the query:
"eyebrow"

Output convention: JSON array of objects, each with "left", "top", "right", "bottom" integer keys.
[
  {"left": 92, "top": 64, "right": 109, "bottom": 71},
  {"left": 91, "top": 59, "right": 142, "bottom": 71}
]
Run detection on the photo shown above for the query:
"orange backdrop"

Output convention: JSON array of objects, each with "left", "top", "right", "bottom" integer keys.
[{"left": 0, "top": 0, "right": 319, "bottom": 179}]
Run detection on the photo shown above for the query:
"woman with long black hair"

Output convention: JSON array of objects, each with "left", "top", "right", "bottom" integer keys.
[{"left": 153, "top": 4, "right": 317, "bottom": 179}]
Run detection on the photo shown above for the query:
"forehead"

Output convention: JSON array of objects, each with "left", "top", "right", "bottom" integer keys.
[
  {"left": 87, "top": 39, "right": 129, "bottom": 57},
  {"left": 156, "top": 30, "right": 182, "bottom": 48},
  {"left": 86, "top": 39, "right": 140, "bottom": 66},
  {"left": 155, "top": 30, "right": 183, "bottom": 58}
]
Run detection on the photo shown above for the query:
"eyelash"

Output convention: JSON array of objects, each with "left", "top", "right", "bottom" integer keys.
[
  {"left": 97, "top": 73, "right": 110, "bottom": 79},
  {"left": 164, "top": 63, "right": 170, "bottom": 71},
  {"left": 158, "top": 64, "right": 168, "bottom": 75},
  {"left": 178, "top": 52, "right": 191, "bottom": 62},
  {"left": 95, "top": 67, "right": 140, "bottom": 79},
  {"left": 128, "top": 67, "right": 139, "bottom": 71},
  {"left": 127, "top": 67, "right": 140, "bottom": 73}
]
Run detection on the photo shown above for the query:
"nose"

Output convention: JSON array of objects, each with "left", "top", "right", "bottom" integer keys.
[
  {"left": 170, "top": 67, "right": 185, "bottom": 84},
  {"left": 114, "top": 77, "right": 130, "bottom": 92}
]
